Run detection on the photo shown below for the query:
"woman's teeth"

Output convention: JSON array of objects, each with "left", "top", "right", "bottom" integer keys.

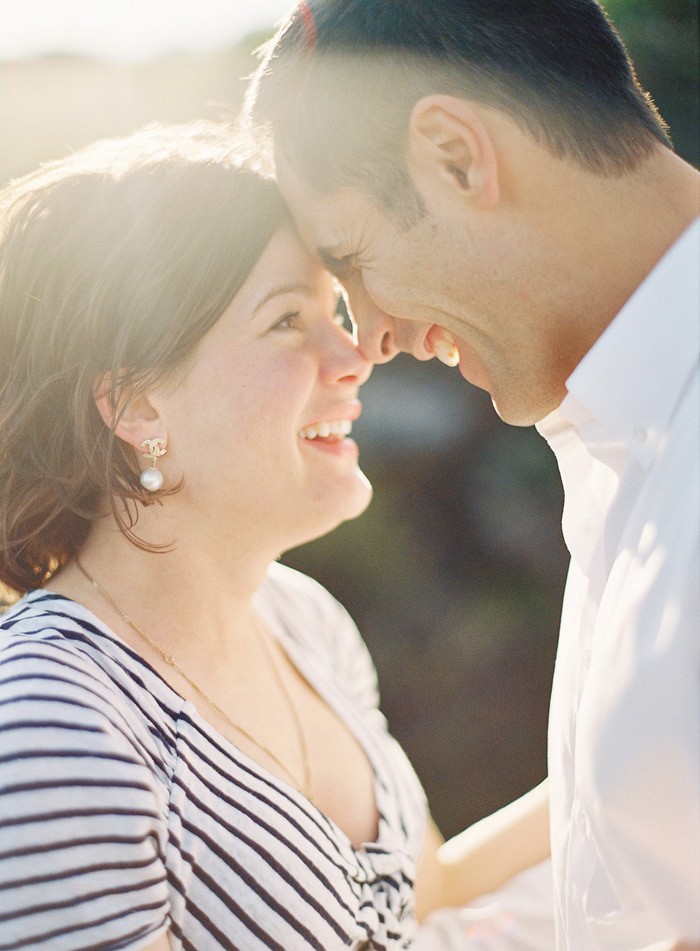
[
  {"left": 298, "top": 419, "right": 353, "bottom": 440},
  {"left": 432, "top": 331, "right": 460, "bottom": 367}
]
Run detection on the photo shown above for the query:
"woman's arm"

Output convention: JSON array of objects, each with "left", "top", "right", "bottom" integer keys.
[{"left": 414, "top": 779, "right": 550, "bottom": 919}]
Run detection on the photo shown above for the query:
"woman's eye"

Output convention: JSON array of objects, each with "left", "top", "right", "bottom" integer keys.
[{"left": 273, "top": 311, "right": 300, "bottom": 330}]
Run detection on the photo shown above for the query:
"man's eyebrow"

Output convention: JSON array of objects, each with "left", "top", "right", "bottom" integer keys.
[{"left": 252, "top": 283, "right": 312, "bottom": 315}]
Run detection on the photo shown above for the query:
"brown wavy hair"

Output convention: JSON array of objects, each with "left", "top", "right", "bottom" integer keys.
[{"left": 0, "top": 122, "right": 287, "bottom": 597}]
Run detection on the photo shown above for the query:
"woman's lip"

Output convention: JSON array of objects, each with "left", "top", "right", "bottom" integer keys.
[{"left": 300, "top": 435, "right": 360, "bottom": 459}]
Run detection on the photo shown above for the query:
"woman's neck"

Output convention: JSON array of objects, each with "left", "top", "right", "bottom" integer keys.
[{"left": 50, "top": 511, "right": 279, "bottom": 667}]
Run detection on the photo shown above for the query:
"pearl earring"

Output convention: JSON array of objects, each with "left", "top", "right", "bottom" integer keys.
[{"left": 139, "top": 438, "right": 167, "bottom": 492}]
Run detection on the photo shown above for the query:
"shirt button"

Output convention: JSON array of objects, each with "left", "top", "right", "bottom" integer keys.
[{"left": 582, "top": 648, "right": 592, "bottom": 669}]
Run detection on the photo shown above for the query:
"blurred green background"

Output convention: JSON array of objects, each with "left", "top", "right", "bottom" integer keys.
[{"left": 1, "top": 0, "right": 696, "bottom": 837}]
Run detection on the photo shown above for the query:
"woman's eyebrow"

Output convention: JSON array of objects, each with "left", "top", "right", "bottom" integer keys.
[{"left": 251, "top": 283, "right": 312, "bottom": 315}]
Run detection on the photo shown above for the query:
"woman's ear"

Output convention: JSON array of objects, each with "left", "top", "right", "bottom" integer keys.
[
  {"left": 93, "top": 373, "right": 165, "bottom": 454},
  {"left": 407, "top": 95, "right": 500, "bottom": 209}
]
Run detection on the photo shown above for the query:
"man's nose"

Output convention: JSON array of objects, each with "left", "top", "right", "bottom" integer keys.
[{"left": 348, "top": 287, "right": 400, "bottom": 364}]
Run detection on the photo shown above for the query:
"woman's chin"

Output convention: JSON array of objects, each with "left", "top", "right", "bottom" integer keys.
[
  {"left": 330, "top": 474, "right": 374, "bottom": 528},
  {"left": 349, "top": 469, "right": 373, "bottom": 513},
  {"left": 298, "top": 475, "right": 373, "bottom": 546}
]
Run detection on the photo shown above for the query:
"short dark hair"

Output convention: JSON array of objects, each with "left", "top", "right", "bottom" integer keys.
[
  {"left": 0, "top": 122, "right": 287, "bottom": 595},
  {"left": 246, "top": 0, "right": 671, "bottom": 221}
]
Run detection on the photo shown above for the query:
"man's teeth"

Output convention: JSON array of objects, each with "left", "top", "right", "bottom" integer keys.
[
  {"left": 298, "top": 420, "right": 353, "bottom": 440},
  {"left": 433, "top": 333, "right": 460, "bottom": 367}
]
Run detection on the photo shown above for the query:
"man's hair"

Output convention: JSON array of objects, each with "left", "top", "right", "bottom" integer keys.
[
  {"left": 0, "top": 122, "right": 287, "bottom": 594},
  {"left": 246, "top": 0, "right": 671, "bottom": 223}
]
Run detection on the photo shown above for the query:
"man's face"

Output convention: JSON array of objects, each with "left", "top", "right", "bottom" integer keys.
[{"left": 277, "top": 157, "right": 566, "bottom": 426}]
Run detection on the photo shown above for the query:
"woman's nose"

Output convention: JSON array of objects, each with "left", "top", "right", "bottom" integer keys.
[{"left": 321, "top": 324, "right": 373, "bottom": 387}]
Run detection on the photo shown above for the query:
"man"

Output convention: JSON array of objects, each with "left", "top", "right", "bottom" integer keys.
[{"left": 244, "top": 1, "right": 699, "bottom": 948}]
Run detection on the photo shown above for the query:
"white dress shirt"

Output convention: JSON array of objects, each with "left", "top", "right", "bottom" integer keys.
[
  {"left": 417, "top": 222, "right": 699, "bottom": 951},
  {"left": 537, "top": 219, "right": 700, "bottom": 949}
]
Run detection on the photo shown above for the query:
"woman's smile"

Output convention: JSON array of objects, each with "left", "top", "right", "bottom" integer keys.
[{"left": 297, "top": 399, "right": 363, "bottom": 457}]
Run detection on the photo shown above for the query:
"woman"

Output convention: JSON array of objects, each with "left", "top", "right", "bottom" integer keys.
[{"left": 0, "top": 122, "right": 548, "bottom": 951}]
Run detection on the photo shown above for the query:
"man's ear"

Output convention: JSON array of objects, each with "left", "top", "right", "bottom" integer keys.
[
  {"left": 93, "top": 373, "right": 165, "bottom": 453},
  {"left": 407, "top": 95, "right": 499, "bottom": 208}
]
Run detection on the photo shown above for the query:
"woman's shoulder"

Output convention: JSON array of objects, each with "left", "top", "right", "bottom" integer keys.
[
  {"left": 259, "top": 561, "right": 359, "bottom": 643},
  {"left": 1, "top": 589, "right": 117, "bottom": 677},
  {"left": 0, "top": 589, "right": 179, "bottom": 761},
  {"left": 258, "top": 562, "right": 380, "bottom": 710},
  {"left": 2, "top": 589, "right": 138, "bottom": 683},
  {"left": 260, "top": 559, "right": 335, "bottom": 597}
]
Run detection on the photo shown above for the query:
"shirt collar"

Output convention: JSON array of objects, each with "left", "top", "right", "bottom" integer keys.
[{"left": 539, "top": 218, "right": 699, "bottom": 468}]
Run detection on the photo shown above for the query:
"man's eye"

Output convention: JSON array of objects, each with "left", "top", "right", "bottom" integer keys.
[
  {"left": 322, "top": 251, "right": 358, "bottom": 280},
  {"left": 335, "top": 255, "right": 357, "bottom": 278}
]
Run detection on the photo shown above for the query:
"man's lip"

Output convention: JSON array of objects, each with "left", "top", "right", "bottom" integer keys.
[
  {"left": 398, "top": 324, "right": 435, "bottom": 362},
  {"left": 416, "top": 326, "right": 434, "bottom": 358}
]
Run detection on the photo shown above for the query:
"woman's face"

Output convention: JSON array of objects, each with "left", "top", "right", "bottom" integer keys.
[{"left": 153, "top": 224, "right": 373, "bottom": 551}]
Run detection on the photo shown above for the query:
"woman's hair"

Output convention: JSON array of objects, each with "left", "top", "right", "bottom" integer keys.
[
  {"left": 246, "top": 0, "right": 671, "bottom": 226},
  {"left": 0, "top": 121, "right": 288, "bottom": 595}
]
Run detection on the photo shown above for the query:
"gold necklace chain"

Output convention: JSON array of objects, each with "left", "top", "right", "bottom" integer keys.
[{"left": 74, "top": 557, "right": 312, "bottom": 800}]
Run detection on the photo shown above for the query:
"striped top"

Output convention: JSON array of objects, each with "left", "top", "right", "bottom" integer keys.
[{"left": 0, "top": 563, "right": 427, "bottom": 950}]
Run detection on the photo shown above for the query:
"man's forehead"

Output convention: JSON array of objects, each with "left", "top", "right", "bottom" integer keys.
[
  {"left": 276, "top": 159, "right": 362, "bottom": 258},
  {"left": 276, "top": 158, "right": 327, "bottom": 238}
]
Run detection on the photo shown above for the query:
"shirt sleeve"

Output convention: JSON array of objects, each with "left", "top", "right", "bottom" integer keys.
[{"left": 0, "top": 633, "right": 171, "bottom": 950}]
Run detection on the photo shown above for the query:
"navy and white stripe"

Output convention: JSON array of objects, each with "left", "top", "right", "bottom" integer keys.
[{"left": 0, "top": 564, "right": 427, "bottom": 950}]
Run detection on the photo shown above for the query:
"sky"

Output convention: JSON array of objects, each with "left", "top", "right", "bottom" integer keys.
[{"left": 0, "top": 0, "right": 295, "bottom": 62}]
